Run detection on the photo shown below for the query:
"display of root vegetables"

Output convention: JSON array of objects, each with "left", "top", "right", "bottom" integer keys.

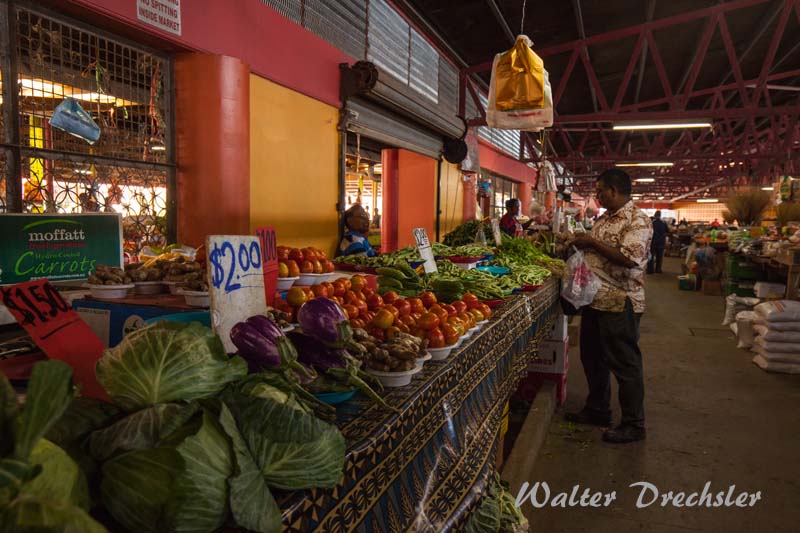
[
  {"left": 352, "top": 328, "right": 428, "bottom": 372},
  {"left": 89, "top": 265, "right": 132, "bottom": 285},
  {"left": 124, "top": 255, "right": 208, "bottom": 291}
]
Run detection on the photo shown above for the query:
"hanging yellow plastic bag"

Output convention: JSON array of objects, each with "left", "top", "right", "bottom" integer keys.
[
  {"left": 495, "top": 35, "right": 545, "bottom": 110},
  {"left": 487, "top": 36, "right": 553, "bottom": 131}
]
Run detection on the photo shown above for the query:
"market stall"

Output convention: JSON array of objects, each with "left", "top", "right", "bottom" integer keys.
[{"left": 278, "top": 282, "right": 558, "bottom": 532}]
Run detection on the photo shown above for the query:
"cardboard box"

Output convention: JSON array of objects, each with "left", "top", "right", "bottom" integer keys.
[
  {"left": 702, "top": 279, "right": 723, "bottom": 296},
  {"left": 546, "top": 313, "right": 568, "bottom": 341},
  {"left": 73, "top": 295, "right": 192, "bottom": 347},
  {"left": 529, "top": 337, "right": 569, "bottom": 374},
  {"left": 754, "top": 281, "right": 786, "bottom": 299}
]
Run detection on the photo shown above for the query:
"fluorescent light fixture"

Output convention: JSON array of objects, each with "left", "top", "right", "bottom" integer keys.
[
  {"left": 613, "top": 120, "right": 712, "bottom": 131},
  {"left": 745, "top": 83, "right": 800, "bottom": 92},
  {"left": 658, "top": 196, "right": 665, "bottom": 200},
  {"left": 697, "top": 198, "right": 719, "bottom": 203},
  {"left": 616, "top": 162, "right": 674, "bottom": 167},
  {"left": 75, "top": 169, "right": 92, "bottom": 175},
  {"left": 150, "top": 145, "right": 166, "bottom": 152},
  {"left": 635, "top": 178, "right": 656, "bottom": 183},
  {"left": 373, "top": 164, "right": 382, "bottom": 173},
  {"left": 761, "top": 186, "right": 773, "bottom": 191}
]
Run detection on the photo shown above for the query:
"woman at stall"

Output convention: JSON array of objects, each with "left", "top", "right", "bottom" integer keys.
[
  {"left": 500, "top": 198, "right": 533, "bottom": 236},
  {"left": 337, "top": 204, "right": 376, "bottom": 257}
]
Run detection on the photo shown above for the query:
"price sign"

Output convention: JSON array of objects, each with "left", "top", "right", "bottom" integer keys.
[
  {"left": 413, "top": 228, "right": 438, "bottom": 273},
  {"left": 0, "top": 279, "right": 108, "bottom": 400},
  {"left": 255, "top": 226, "right": 278, "bottom": 306},
  {"left": 207, "top": 235, "right": 267, "bottom": 353},
  {"left": 491, "top": 218, "right": 502, "bottom": 246}
]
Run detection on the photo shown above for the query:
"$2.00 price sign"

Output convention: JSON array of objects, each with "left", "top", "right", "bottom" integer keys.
[
  {"left": 255, "top": 226, "right": 278, "bottom": 306},
  {"left": 0, "top": 279, "right": 108, "bottom": 400},
  {"left": 413, "top": 228, "right": 438, "bottom": 273},
  {"left": 207, "top": 235, "right": 267, "bottom": 353}
]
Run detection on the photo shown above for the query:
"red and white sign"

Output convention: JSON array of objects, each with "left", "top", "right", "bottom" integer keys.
[
  {"left": 255, "top": 226, "right": 278, "bottom": 306},
  {"left": 0, "top": 280, "right": 108, "bottom": 400},
  {"left": 137, "top": 0, "right": 181, "bottom": 36}
]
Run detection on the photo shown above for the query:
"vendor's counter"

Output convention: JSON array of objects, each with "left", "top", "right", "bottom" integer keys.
[{"left": 278, "top": 279, "right": 560, "bottom": 532}]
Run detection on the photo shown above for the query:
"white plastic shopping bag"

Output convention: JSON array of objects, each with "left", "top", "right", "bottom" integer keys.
[{"left": 561, "top": 249, "right": 601, "bottom": 309}]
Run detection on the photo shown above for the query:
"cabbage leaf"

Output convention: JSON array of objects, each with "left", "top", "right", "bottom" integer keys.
[
  {"left": 0, "top": 495, "right": 106, "bottom": 533},
  {"left": 96, "top": 322, "right": 247, "bottom": 411},
  {"left": 20, "top": 439, "right": 89, "bottom": 511}
]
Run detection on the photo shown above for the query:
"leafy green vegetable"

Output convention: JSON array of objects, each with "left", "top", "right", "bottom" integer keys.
[
  {"left": 465, "top": 486, "right": 501, "bottom": 533},
  {"left": 98, "top": 408, "right": 233, "bottom": 533},
  {"left": 14, "top": 361, "right": 76, "bottom": 460},
  {"left": 0, "top": 378, "right": 19, "bottom": 458},
  {"left": 219, "top": 404, "right": 281, "bottom": 533},
  {"left": 96, "top": 322, "right": 248, "bottom": 411},
  {"left": 20, "top": 440, "right": 89, "bottom": 510},
  {"left": 223, "top": 386, "right": 345, "bottom": 490},
  {"left": 465, "top": 474, "right": 528, "bottom": 533},
  {"left": 1, "top": 495, "right": 106, "bottom": 533}
]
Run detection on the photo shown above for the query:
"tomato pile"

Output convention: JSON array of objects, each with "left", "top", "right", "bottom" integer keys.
[
  {"left": 277, "top": 246, "right": 335, "bottom": 278},
  {"left": 274, "top": 273, "right": 493, "bottom": 349}
]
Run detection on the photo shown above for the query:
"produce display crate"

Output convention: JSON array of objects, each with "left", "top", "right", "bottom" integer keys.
[
  {"left": 678, "top": 275, "right": 697, "bottom": 291},
  {"left": 726, "top": 255, "right": 759, "bottom": 280}
]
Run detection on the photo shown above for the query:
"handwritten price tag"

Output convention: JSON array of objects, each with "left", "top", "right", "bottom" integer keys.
[
  {"left": 207, "top": 235, "right": 267, "bottom": 353},
  {"left": 0, "top": 280, "right": 107, "bottom": 400},
  {"left": 255, "top": 227, "right": 278, "bottom": 306},
  {"left": 413, "top": 228, "right": 438, "bottom": 273}
]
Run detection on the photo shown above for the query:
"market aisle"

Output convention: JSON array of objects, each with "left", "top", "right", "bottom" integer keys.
[{"left": 525, "top": 257, "right": 800, "bottom": 533}]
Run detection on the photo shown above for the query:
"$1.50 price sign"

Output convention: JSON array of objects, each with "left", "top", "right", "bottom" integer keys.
[
  {"left": 413, "top": 228, "right": 438, "bottom": 273},
  {"left": 0, "top": 279, "right": 108, "bottom": 400},
  {"left": 255, "top": 226, "right": 278, "bottom": 306},
  {"left": 207, "top": 235, "right": 267, "bottom": 353}
]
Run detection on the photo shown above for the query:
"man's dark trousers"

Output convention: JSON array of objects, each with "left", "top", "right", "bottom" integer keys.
[
  {"left": 579, "top": 298, "right": 645, "bottom": 428},
  {"left": 647, "top": 245, "right": 665, "bottom": 273}
]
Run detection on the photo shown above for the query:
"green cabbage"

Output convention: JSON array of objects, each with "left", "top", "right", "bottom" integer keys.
[
  {"left": 99, "top": 409, "right": 232, "bottom": 533},
  {"left": 96, "top": 322, "right": 247, "bottom": 411},
  {"left": 20, "top": 439, "right": 89, "bottom": 510},
  {"left": 1, "top": 495, "right": 106, "bottom": 533}
]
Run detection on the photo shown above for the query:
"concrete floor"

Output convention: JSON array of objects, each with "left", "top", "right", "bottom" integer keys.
[{"left": 525, "top": 257, "right": 800, "bottom": 533}]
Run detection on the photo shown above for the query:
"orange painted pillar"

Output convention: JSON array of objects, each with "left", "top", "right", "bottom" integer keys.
[
  {"left": 463, "top": 174, "right": 477, "bottom": 220},
  {"left": 397, "top": 150, "right": 437, "bottom": 248},
  {"left": 545, "top": 191, "right": 556, "bottom": 213},
  {"left": 175, "top": 53, "right": 250, "bottom": 247},
  {"left": 381, "top": 149, "right": 399, "bottom": 252},
  {"left": 518, "top": 183, "right": 532, "bottom": 216}
]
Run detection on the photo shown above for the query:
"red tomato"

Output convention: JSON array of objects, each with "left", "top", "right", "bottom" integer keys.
[
  {"left": 393, "top": 298, "right": 411, "bottom": 316},
  {"left": 399, "top": 314, "right": 417, "bottom": 328},
  {"left": 344, "top": 290, "right": 359, "bottom": 304},
  {"left": 469, "top": 309, "right": 485, "bottom": 322},
  {"left": 411, "top": 327, "right": 427, "bottom": 340},
  {"left": 332, "top": 281, "right": 346, "bottom": 297},
  {"left": 368, "top": 326, "right": 385, "bottom": 342},
  {"left": 372, "top": 309, "right": 395, "bottom": 330},
  {"left": 343, "top": 304, "right": 359, "bottom": 319},
  {"left": 477, "top": 303, "right": 493, "bottom": 319},
  {"left": 427, "top": 327, "right": 445, "bottom": 348},
  {"left": 420, "top": 291, "right": 437, "bottom": 308},
  {"left": 418, "top": 312, "right": 440, "bottom": 331},
  {"left": 452, "top": 301, "right": 468, "bottom": 314},
  {"left": 442, "top": 304, "right": 458, "bottom": 317},
  {"left": 458, "top": 312, "right": 475, "bottom": 329},
  {"left": 442, "top": 323, "right": 461, "bottom": 346},
  {"left": 397, "top": 322, "right": 410, "bottom": 334},
  {"left": 311, "top": 284, "right": 328, "bottom": 298},
  {"left": 429, "top": 304, "right": 449, "bottom": 323},
  {"left": 361, "top": 310, "right": 375, "bottom": 324},
  {"left": 467, "top": 299, "right": 483, "bottom": 310},
  {"left": 385, "top": 326, "right": 401, "bottom": 340},
  {"left": 354, "top": 299, "right": 369, "bottom": 318},
  {"left": 410, "top": 312, "right": 423, "bottom": 322},
  {"left": 350, "top": 275, "right": 367, "bottom": 293},
  {"left": 362, "top": 287, "right": 375, "bottom": 299},
  {"left": 366, "top": 293, "right": 384, "bottom": 310},
  {"left": 407, "top": 298, "right": 425, "bottom": 315},
  {"left": 381, "top": 290, "right": 399, "bottom": 304},
  {"left": 383, "top": 304, "right": 400, "bottom": 321},
  {"left": 448, "top": 316, "right": 466, "bottom": 335},
  {"left": 350, "top": 318, "right": 365, "bottom": 329}
]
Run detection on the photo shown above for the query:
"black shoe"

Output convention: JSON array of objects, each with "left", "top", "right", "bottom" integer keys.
[
  {"left": 564, "top": 409, "right": 612, "bottom": 427},
  {"left": 602, "top": 425, "right": 646, "bottom": 443}
]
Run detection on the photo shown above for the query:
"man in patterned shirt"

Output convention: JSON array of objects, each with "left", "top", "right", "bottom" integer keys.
[{"left": 564, "top": 168, "right": 653, "bottom": 443}]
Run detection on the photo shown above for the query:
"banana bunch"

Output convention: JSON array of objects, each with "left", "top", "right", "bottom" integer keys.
[{"left": 376, "top": 263, "right": 423, "bottom": 297}]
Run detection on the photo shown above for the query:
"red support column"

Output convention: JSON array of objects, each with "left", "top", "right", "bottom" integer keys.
[
  {"left": 463, "top": 174, "right": 477, "bottom": 220},
  {"left": 518, "top": 182, "right": 532, "bottom": 217},
  {"left": 175, "top": 53, "right": 250, "bottom": 247},
  {"left": 381, "top": 149, "right": 399, "bottom": 252}
]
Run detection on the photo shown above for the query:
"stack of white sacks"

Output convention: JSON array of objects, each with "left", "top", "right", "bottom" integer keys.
[
  {"left": 722, "top": 294, "right": 760, "bottom": 349},
  {"left": 750, "top": 300, "right": 800, "bottom": 374}
]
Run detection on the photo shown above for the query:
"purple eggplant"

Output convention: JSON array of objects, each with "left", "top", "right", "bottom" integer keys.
[
  {"left": 245, "top": 314, "right": 283, "bottom": 343},
  {"left": 230, "top": 322, "right": 280, "bottom": 372},
  {"left": 297, "top": 298, "right": 365, "bottom": 355}
]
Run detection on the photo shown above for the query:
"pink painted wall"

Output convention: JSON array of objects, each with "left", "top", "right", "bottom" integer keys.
[
  {"left": 478, "top": 140, "right": 538, "bottom": 185},
  {"left": 60, "top": 0, "right": 352, "bottom": 107}
]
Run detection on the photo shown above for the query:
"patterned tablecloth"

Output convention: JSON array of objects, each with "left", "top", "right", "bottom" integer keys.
[{"left": 279, "top": 278, "right": 560, "bottom": 532}]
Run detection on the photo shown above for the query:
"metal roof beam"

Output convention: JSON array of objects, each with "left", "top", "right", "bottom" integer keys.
[
  {"left": 634, "top": 0, "right": 658, "bottom": 104},
  {"left": 485, "top": 0, "right": 515, "bottom": 44},
  {"left": 572, "top": 0, "right": 599, "bottom": 112}
]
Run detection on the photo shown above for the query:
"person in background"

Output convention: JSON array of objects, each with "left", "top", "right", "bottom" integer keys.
[
  {"left": 336, "top": 204, "right": 376, "bottom": 257},
  {"left": 647, "top": 210, "right": 668, "bottom": 274},
  {"left": 372, "top": 208, "right": 381, "bottom": 229},
  {"left": 565, "top": 168, "right": 653, "bottom": 444},
  {"left": 500, "top": 198, "right": 533, "bottom": 236},
  {"left": 710, "top": 218, "right": 721, "bottom": 227}
]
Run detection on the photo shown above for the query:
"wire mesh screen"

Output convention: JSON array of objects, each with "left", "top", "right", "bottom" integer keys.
[
  {"left": 2, "top": 3, "right": 173, "bottom": 245},
  {"left": 0, "top": 150, "right": 7, "bottom": 213}
]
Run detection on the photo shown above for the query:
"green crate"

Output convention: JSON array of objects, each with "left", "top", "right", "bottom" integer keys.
[
  {"left": 724, "top": 281, "right": 756, "bottom": 298},
  {"left": 678, "top": 275, "right": 697, "bottom": 291},
  {"left": 726, "top": 255, "right": 758, "bottom": 280}
]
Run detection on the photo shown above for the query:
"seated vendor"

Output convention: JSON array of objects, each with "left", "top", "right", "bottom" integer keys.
[
  {"left": 500, "top": 198, "right": 533, "bottom": 236},
  {"left": 337, "top": 204, "right": 376, "bottom": 257}
]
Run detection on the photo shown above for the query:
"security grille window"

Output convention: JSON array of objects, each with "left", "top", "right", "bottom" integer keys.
[
  {"left": 368, "top": 0, "right": 438, "bottom": 103},
  {"left": 0, "top": 2, "right": 174, "bottom": 247},
  {"left": 482, "top": 171, "right": 518, "bottom": 219},
  {"left": 475, "top": 91, "right": 521, "bottom": 158}
]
